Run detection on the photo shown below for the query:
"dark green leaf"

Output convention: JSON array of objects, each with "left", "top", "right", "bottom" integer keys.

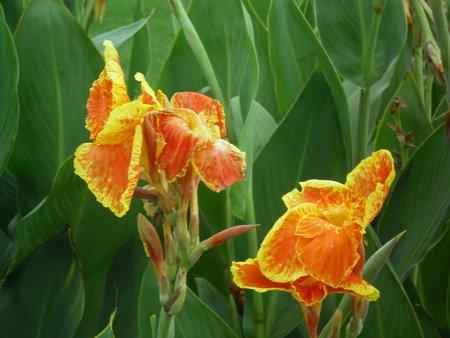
[
  {"left": 0, "top": 4, "right": 19, "bottom": 175},
  {"left": 8, "top": 0, "right": 103, "bottom": 214},
  {"left": 377, "top": 124, "right": 450, "bottom": 280},
  {"left": 316, "top": 0, "right": 407, "bottom": 88},
  {"left": 0, "top": 234, "right": 84, "bottom": 338},
  {"left": 94, "top": 309, "right": 117, "bottom": 338}
]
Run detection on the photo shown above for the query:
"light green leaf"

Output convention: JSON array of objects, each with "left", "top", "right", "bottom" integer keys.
[
  {"left": 94, "top": 309, "right": 117, "bottom": 338},
  {"left": 0, "top": 4, "right": 19, "bottom": 175},
  {"left": 0, "top": 234, "right": 84, "bottom": 338},
  {"left": 377, "top": 123, "right": 450, "bottom": 280},
  {"left": 92, "top": 14, "right": 153, "bottom": 54},
  {"left": 315, "top": 0, "right": 407, "bottom": 88},
  {"left": 229, "top": 98, "right": 277, "bottom": 221},
  {"left": 7, "top": 0, "right": 103, "bottom": 214}
]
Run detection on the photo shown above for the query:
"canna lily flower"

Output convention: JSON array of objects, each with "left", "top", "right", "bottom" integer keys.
[
  {"left": 231, "top": 150, "right": 395, "bottom": 306},
  {"left": 150, "top": 90, "right": 246, "bottom": 193},
  {"left": 74, "top": 40, "right": 161, "bottom": 217}
]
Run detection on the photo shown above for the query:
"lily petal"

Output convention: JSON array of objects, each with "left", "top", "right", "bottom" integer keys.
[
  {"left": 156, "top": 112, "right": 201, "bottom": 180},
  {"left": 193, "top": 139, "right": 246, "bottom": 192},
  {"left": 171, "top": 91, "right": 227, "bottom": 139},
  {"left": 257, "top": 204, "right": 316, "bottom": 283},
  {"left": 331, "top": 272, "right": 380, "bottom": 301},
  {"left": 345, "top": 150, "right": 395, "bottom": 225},
  {"left": 231, "top": 258, "right": 293, "bottom": 293},
  {"left": 135, "top": 72, "right": 166, "bottom": 109},
  {"left": 295, "top": 213, "right": 362, "bottom": 287},
  {"left": 291, "top": 276, "right": 328, "bottom": 306},
  {"left": 86, "top": 40, "right": 129, "bottom": 140},
  {"left": 74, "top": 125, "right": 143, "bottom": 217},
  {"left": 283, "top": 180, "right": 345, "bottom": 209},
  {"left": 96, "top": 101, "right": 150, "bottom": 145}
]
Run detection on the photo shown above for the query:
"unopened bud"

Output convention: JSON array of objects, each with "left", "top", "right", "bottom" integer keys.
[
  {"left": 345, "top": 297, "right": 369, "bottom": 338},
  {"left": 201, "top": 224, "right": 259, "bottom": 250},
  {"left": 327, "top": 309, "right": 341, "bottom": 338},
  {"left": 137, "top": 213, "right": 166, "bottom": 278}
]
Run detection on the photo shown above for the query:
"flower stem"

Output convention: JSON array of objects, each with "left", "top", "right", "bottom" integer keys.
[
  {"left": 157, "top": 308, "right": 175, "bottom": 338},
  {"left": 356, "top": 87, "right": 371, "bottom": 161}
]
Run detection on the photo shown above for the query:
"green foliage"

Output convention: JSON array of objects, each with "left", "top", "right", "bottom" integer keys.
[{"left": 1, "top": 0, "right": 449, "bottom": 337}]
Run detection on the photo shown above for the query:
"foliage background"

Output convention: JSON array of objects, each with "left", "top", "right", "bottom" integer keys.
[{"left": 0, "top": 0, "right": 449, "bottom": 337}]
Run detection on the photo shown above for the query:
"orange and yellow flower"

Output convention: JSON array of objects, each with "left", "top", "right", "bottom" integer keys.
[
  {"left": 231, "top": 150, "right": 395, "bottom": 306},
  {"left": 74, "top": 40, "right": 245, "bottom": 217}
]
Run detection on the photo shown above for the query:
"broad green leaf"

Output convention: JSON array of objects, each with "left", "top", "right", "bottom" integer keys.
[
  {"left": 157, "top": 0, "right": 248, "bottom": 105},
  {"left": 239, "top": 3, "right": 260, "bottom": 120},
  {"left": 126, "top": 2, "right": 152, "bottom": 98},
  {"left": 0, "top": 234, "right": 84, "bottom": 338},
  {"left": 0, "top": 0, "right": 22, "bottom": 32},
  {"left": 7, "top": 157, "right": 143, "bottom": 337},
  {"left": 94, "top": 310, "right": 117, "bottom": 338},
  {"left": 267, "top": 0, "right": 352, "bottom": 156},
  {"left": 138, "top": 262, "right": 160, "bottom": 338},
  {"left": 253, "top": 66, "right": 350, "bottom": 237},
  {"left": 374, "top": 72, "right": 434, "bottom": 158},
  {"left": 264, "top": 291, "right": 302, "bottom": 338},
  {"left": 100, "top": 237, "right": 149, "bottom": 338},
  {"left": 195, "top": 277, "right": 233, "bottom": 328},
  {"left": 377, "top": 123, "right": 450, "bottom": 280},
  {"left": 315, "top": 0, "right": 407, "bottom": 88},
  {"left": 0, "top": 170, "right": 17, "bottom": 232},
  {"left": 7, "top": 0, "right": 103, "bottom": 214},
  {"left": 0, "top": 4, "right": 19, "bottom": 175},
  {"left": 419, "top": 226, "right": 450, "bottom": 334},
  {"left": 268, "top": 0, "right": 317, "bottom": 114},
  {"left": 229, "top": 98, "right": 277, "bottom": 221},
  {"left": 92, "top": 14, "right": 152, "bottom": 54}
]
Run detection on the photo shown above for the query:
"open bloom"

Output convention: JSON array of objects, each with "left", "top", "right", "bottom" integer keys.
[
  {"left": 74, "top": 40, "right": 245, "bottom": 217},
  {"left": 231, "top": 150, "right": 395, "bottom": 305}
]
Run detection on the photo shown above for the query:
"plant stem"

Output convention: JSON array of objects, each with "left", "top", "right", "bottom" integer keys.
[
  {"left": 80, "top": 0, "right": 95, "bottom": 30},
  {"left": 245, "top": 179, "right": 265, "bottom": 338},
  {"left": 356, "top": 87, "right": 371, "bottom": 161},
  {"left": 157, "top": 308, "right": 175, "bottom": 338}
]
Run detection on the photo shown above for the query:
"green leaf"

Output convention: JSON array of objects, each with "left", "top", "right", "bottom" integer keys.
[
  {"left": 7, "top": 0, "right": 103, "bottom": 214},
  {"left": 0, "top": 234, "right": 84, "bottom": 338},
  {"left": 315, "top": 0, "right": 407, "bottom": 88},
  {"left": 377, "top": 123, "right": 450, "bottom": 280},
  {"left": 229, "top": 98, "right": 277, "bottom": 221},
  {"left": 7, "top": 157, "right": 143, "bottom": 336},
  {"left": 0, "top": 0, "right": 23, "bottom": 32},
  {"left": 0, "top": 170, "right": 17, "bottom": 232},
  {"left": 264, "top": 291, "right": 302, "bottom": 338},
  {"left": 157, "top": 0, "right": 249, "bottom": 104},
  {"left": 268, "top": 0, "right": 317, "bottom": 114},
  {"left": 195, "top": 277, "right": 233, "bottom": 328},
  {"left": 253, "top": 66, "right": 350, "bottom": 238},
  {"left": 418, "top": 224, "right": 450, "bottom": 334},
  {"left": 0, "top": 4, "right": 19, "bottom": 175},
  {"left": 374, "top": 72, "right": 434, "bottom": 156},
  {"left": 94, "top": 309, "right": 117, "bottom": 338},
  {"left": 92, "top": 14, "right": 153, "bottom": 54}
]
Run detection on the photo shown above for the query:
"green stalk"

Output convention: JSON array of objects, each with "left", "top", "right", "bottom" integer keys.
[
  {"left": 357, "top": 0, "right": 385, "bottom": 161},
  {"left": 356, "top": 87, "right": 371, "bottom": 161},
  {"left": 80, "top": 0, "right": 95, "bottom": 30},
  {"left": 412, "top": 0, "right": 440, "bottom": 50},
  {"left": 157, "top": 308, "right": 175, "bottom": 338},
  {"left": 429, "top": 0, "right": 450, "bottom": 103},
  {"left": 412, "top": 7, "right": 424, "bottom": 102},
  {"left": 168, "top": 0, "right": 226, "bottom": 107},
  {"left": 245, "top": 179, "right": 265, "bottom": 338}
]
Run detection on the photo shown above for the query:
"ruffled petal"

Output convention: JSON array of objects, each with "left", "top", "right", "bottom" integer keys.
[
  {"left": 135, "top": 72, "right": 166, "bottom": 109},
  {"left": 283, "top": 180, "right": 345, "bottom": 209},
  {"left": 345, "top": 150, "right": 395, "bottom": 225},
  {"left": 170, "top": 91, "right": 227, "bottom": 139},
  {"left": 192, "top": 139, "right": 246, "bottom": 192},
  {"left": 257, "top": 204, "right": 316, "bottom": 283},
  {"left": 74, "top": 125, "right": 143, "bottom": 217},
  {"left": 231, "top": 258, "right": 293, "bottom": 293},
  {"left": 156, "top": 112, "right": 201, "bottom": 180},
  {"left": 330, "top": 272, "right": 380, "bottom": 301},
  {"left": 86, "top": 40, "right": 129, "bottom": 140},
  {"left": 291, "top": 276, "right": 328, "bottom": 306},
  {"left": 96, "top": 101, "right": 150, "bottom": 145},
  {"left": 295, "top": 213, "right": 362, "bottom": 287}
]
